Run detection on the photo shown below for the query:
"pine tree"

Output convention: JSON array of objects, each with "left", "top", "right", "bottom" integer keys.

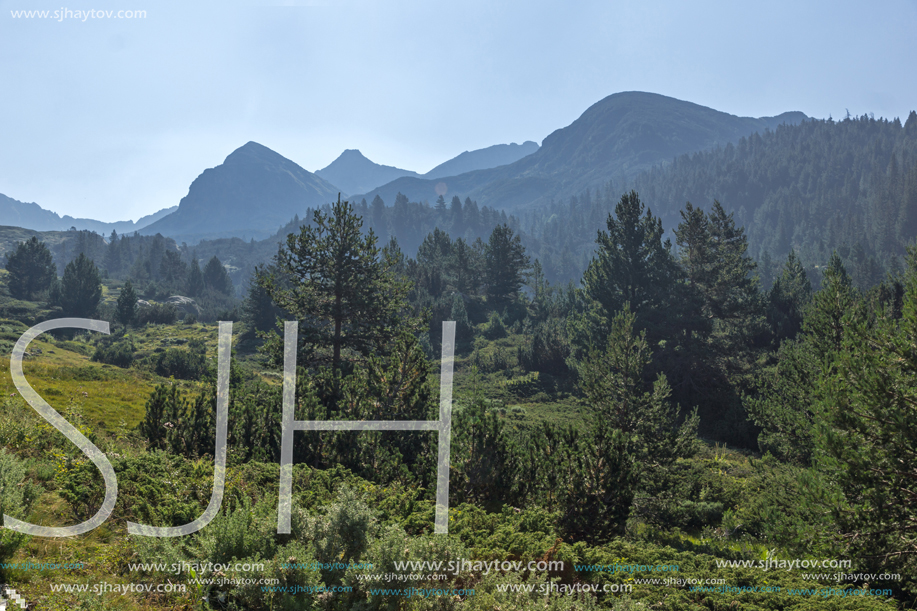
[
  {"left": 60, "top": 253, "right": 102, "bottom": 318},
  {"left": 416, "top": 228, "right": 453, "bottom": 270},
  {"left": 371, "top": 195, "right": 386, "bottom": 230},
  {"left": 450, "top": 294, "right": 473, "bottom": 343},
  {"left": 159, "top": 250, "right": 187, "bottom": 292},
  {"left": 3, "top": 236, "right": 56, "bottom": 300},
  {"left": 767, "top": 249, "right": 812, "bottom": 343},
  {"left": 484, "top": 224, "right": 530, "bottom": 306},
  {"left": 803, "top": 252, "right": 856, "bottom": 361},
  {"left": 675, "top": 200, "right": 764, "bottom": 353},
  {"left": 577, "top": 306, "right": 697, "bottom": 459},
  {"left": 814, "top": 247, "right": 917, "bottom": 583},
  {"left": 261, "top": 195, "right": 415, "bottom": 372},
  {"left": 242, "top": 264, "right": 283, "bottom": 335},
  {"left": 450, "top": 195, "right": 464, "bottom": 234},
  {"left": 202, "top": 256, "right": 233, "bottom": 296},
  {"left": 581, "top": 191, "right": 680, "bottom": 343},
  {"left": 116, "top": 280, "right": 138, "bottom": 327},
  {"left": 451, "top": 237, "right": 482, "bottom": 294},
  {"left": 186, "top": 258, "right": 204, "bottom": 297},
  {"left": 750, "top": 254, "right": 857, "bottom": 465},
  {"left": 759, "top": 250, "right": 776, "bottom": 292},
  {"left": 572, "top": 306, "right": 697, "bottom": 540}
]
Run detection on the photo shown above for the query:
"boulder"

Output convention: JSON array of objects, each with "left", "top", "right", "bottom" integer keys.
[{"left": 165, "top": 295, "right": 200, "bottom": 318}]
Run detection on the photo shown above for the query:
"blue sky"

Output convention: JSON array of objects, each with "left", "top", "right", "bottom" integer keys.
[{"left": 1, "top": 0, "right": 916, "bottom": 222}]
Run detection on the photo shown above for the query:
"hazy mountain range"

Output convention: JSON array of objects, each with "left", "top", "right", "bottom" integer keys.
[
  {"left": 314, "top": 141, "right": 539, "bottom": 196},
  {"left": 2, "top": 91, "right": 808, "bottom": 243},
  {"left": 0, "top": 193, "right": 176, "bottom": 235}
]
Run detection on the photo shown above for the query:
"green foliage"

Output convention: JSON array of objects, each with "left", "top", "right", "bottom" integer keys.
[
  {"left": 242, "top": 263, "right": 283, "bottom": 337},
  {"left": 138, "top": 383, "right": 214, "bottom": 457},
  {"left": 60, "top": 252, "right": 103, "bottom": 318},
  {"left": 202, "top": 255, "right": 233, "bottom": 296},
  {"left": 3, "top": 236, "right": 56, "bottom": 300},
  {"left": 633, "top": 114, "right": 917, "bottom": 275},
  {"left": 484, "top": 224, "right": 530, "bottom": 305},
  {"left": 767, "top": 249, "right": 813, "bottom": 343},
  {"left": 567, "top": 306, "right": 698, "bottom": 541},
  {"left": 136, "top": 302, "right": 178, "bottom": 325},
  {"left": 115, "top": 279, "right": 138, "bottom": 326},
  {"left": 721, "top": 455, "right": 842, "bottom": 557},
  {"left": 484, "top": 310, "right": 506, "bottom": 339},
  {"left": 450, "top": 398, "right": 515, "bottom": 507},
  {"left": 578, "top": 307, "right": 698, "bottom": 464},
  {"left": 450, "top": 294, "right": 473, "bottom": 343},
  {"left": 332, "top": 333, "right": 435, "bottom": 484},
  {"left": 579, "top": 190, "right": 680, "bottom": 345},
  {"left": 0, "top": 449, "right": 32, "bottom": 560},
  {"left": 91, "top": 334, "right": 136, "bottom": 368},
  {"left": 261, "top": 195, "right": 415, "bottom": 372},
  {"left": 154, "top": 343, "right": 207, "bottom": 380},
  {"left": 749, "top": 253, "right": 857, "bottom": 465},
  {"left": 57, "top": 450, "right": 209, "bottom": 528},
  {"left": 675, "top": 200, "right": 766, "bottom": 355},
  {"left": 813, "top": 250, "right": 917, "bottom": 597},
  {"left": 517, "top": 317, "right": 571, "bottom": 376},
  {"left": 186, "top": 257, "right": 204, "bottom": 297}
]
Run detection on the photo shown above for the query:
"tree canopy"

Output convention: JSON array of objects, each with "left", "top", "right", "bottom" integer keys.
[
  {"left": 3, "top": 236, "right": 56, "bottom": 300},
  {"left": 60, "top": 253, "right": 102, "bottom": 318},
  {"left": 260, "top": 195, "right": 415, "bottom": 372}
]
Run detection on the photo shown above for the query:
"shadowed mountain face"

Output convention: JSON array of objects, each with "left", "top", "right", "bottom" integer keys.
[
  {"left": 0, "top": 193, "right": 176, "bottom": 234},
  {"left": 140, "top": 142, "right": 341, "bottom": 243},
  {"left": 315, "top": 149, "right": 420, "bottom": 196},
  {"left": 358, "top": 92, "right": 807, "bottom": 210}
]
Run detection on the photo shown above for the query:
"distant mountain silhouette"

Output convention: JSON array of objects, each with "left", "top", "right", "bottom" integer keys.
[
  {"left": 140, "top": 142, "right": 341, "bottom": 243},
  {"left": 316, "top": 149, "right": 420, "bottom": 196},
  {"left": 316, "top": 142, "right": 541, "bottom": 196},
  {"left": 423, "top": 141, "right": 539, "bottom": 179},
  {"left": 359, "top": 92, "right": 807, "bottom": 210},
  {"left": 0, "top": 192, "right": 176, "bottom": 234}
]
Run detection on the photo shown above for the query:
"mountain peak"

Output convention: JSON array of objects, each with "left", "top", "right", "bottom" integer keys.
[
  {"left": 225, "top": 141, "right": 290, "bottom": 165},
  {"left": 316, "top": 150, "right": 419, "bottom": 195},
  {"left": 140, "top": 142, "right": 340, "bottom": 243}
]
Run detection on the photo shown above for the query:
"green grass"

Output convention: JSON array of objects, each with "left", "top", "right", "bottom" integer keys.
[{"left": 0, "top": 320, "right": 228, "bottom": 432}]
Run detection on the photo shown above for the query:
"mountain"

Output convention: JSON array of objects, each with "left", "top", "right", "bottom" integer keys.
[
  {"left": 423, "top": 141, "right": 539, "bottom": 179},
  {"left": 315, "top": 150, "right": 420, "bottom": 196},
  {"left": 140, "top": 142, "right": 341, "bottom": 243},
  {"left": 0, "top": 193, "right": 176, "bottom": 234},
  {"left": 315, "top": 142, "right": 540, "bottom": 197},
  {"left": 507, "top": 112, "right": 917, "bottom": 289},
  {"left": 358, "top": 92, "right": 807, "bottom": 210}
]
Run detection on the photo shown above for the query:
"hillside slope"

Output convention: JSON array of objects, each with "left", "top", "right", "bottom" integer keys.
[
  {"left": 359, "top": 92, "right": 806, "bottom": 210},
  {"left": 423, "top": 141, "right": 539, "bottom": 179}
]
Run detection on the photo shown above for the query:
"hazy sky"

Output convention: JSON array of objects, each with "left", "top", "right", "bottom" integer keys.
[{"left": 1, "top": 0, "right": 916, "bottom": 222}]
